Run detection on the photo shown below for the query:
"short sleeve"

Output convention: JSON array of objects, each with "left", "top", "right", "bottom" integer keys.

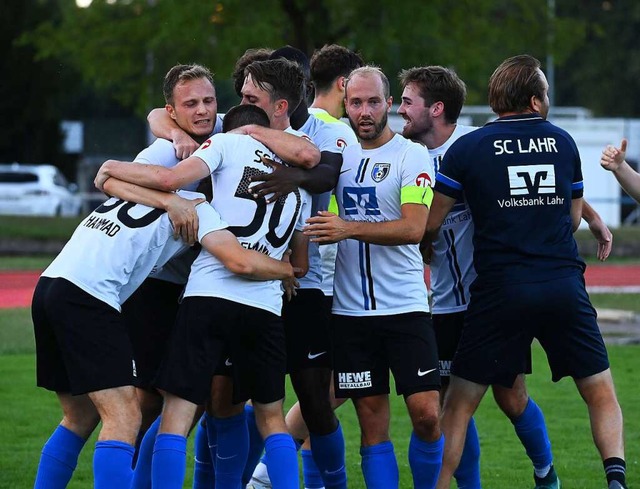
[
  {"left": 400, "top": 143, "right": 435, "bottom": 207},
  {"left": 192, "top": 133, "right": 227, "bottom": 174},
  {"left": 134, "top": 138, "right": 179, "bottom": 168},
  {"left": 434, "top": 143, "right": 465, "bottom": 201},
  {"left": 196, "top": 202, "right": 229, "bottom": 242}
]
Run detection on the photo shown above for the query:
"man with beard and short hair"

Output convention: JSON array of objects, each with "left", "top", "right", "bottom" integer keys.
[
  {"left": 304, "top": 66, "right": 443, "bottom": 489},
  {"left": 424, "top": 54, "right": 627, "bottom": 489}
]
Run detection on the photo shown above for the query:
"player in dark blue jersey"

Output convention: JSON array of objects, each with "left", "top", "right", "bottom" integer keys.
[{"left": 425, "top": 55, "right": 627, "bottom": 489}]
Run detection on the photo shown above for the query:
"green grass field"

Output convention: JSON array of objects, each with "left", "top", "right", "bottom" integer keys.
[{"left": 0, "top": 305, "right": 637, "bottom": 488}]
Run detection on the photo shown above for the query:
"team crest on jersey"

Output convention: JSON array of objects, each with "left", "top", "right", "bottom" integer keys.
[{"left": 371, "top": 163, "right": 390, "bottom": 182}]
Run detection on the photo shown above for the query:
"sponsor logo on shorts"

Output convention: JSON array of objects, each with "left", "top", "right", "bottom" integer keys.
[
  {"left": 224, "top": 358, "right": 232, "bottom": 367},
  {"left": 439, "top": 360, "right": 451, "bottom": 377},
  {"left": 417, "top": 367, "right": 437, "bottom": 377},
  {"left": 307, "top": 351, "right": 327, "bottom": 360},
  {"left": 338, "top": 371, "right": 372, "bottom": 389},
  {"left": 132, "top": 360, "right": 137, "bottom": 378}
]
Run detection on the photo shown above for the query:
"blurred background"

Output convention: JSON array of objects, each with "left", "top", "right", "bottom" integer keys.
[{"left": 2, "top": 0, "right": 640, "bottom": 226}]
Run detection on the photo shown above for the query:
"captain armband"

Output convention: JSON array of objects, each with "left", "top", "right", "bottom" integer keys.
[{"left": 401, "top": 185, "right": 434, "bottom": 207}]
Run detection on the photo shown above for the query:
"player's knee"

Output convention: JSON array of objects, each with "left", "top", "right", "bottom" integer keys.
[
  {"left": 410, "top": 407, "right": 440, "bottom": 441},
  {"left": 61, "top": 412, "right": 100, "bottom": 440}
]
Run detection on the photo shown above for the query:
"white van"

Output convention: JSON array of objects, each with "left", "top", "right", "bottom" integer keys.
[{"left": 0, "top": 163, "right": 81, "bottom": 217}]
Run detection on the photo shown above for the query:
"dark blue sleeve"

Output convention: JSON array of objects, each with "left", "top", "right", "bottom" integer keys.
[
  {"left": 434, "top": 145, "right": 464, "bottom": 200},
  {"left": 569, "top": 136, "right": 584, "bottom": 199}
]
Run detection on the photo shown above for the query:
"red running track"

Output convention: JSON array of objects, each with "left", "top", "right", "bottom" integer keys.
[{"left": 2, "top": 265, "right": 640, "bottom": 309}]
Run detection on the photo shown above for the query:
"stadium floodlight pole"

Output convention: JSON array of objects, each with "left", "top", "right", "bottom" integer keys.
[{"left": 546, "top": 0, "right": 555, "bottom": 108}]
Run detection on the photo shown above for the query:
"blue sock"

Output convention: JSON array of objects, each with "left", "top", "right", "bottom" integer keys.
[
  {"left": 360, "top": 441, "right": 399, "bottom": 489},
  {"left": 511, "top": 398, "right": 553, "bottom": 473},
  {"left": 454, "top": 417, "right": 482, "bottom": 489},
  {"left": 302, "top": 449, "right": 325, "bottom": 488},
  {"left": 264, "top": 433, "right": 298, "bottom": 489},
  {"left": 131, "top": 416, "right": 161, "bottom": 489},
  {"left": 310, "top": 423, "right": 347, "bottom": 489},
  {"left": 213, "top": 411, "right": 249, "bottom": 489},
  {"left": 204, "top": 412, "right": 219, "bottom": 463},
  {"left": 93, "top": 440, "right": 134, "bottom": 489},
  {"left": 152, "top": 433, "right": 188, "bottom": 489},
  {"left": 408, "top": 432, "right": 444, "bottom": 489},
  {"left": 243, "top": 405, "right": 265, "bottom": 485},
  {"left": 34, "top": 425, "right": 86, "bottom": 489},
  {"left": 193, "top": 415, "right": 215, "bottom": 489}
]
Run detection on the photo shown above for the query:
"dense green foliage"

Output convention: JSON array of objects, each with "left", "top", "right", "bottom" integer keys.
[{"left": 18, "top": 0, "right": 587, "bottom": 114}]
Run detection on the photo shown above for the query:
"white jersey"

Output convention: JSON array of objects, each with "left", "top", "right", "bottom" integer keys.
[
  {"left": 333, "top": 134, "right": 434, "bottom": 316},
  {"left": 308, "top": 108, "right": 358, "bottom": 296},
  {"left": 296, "top": 112, "right": 357, "bottom": 291},
  {"left": 185, "top": 132, "right": 311, "bottom": 315},
  {"left": 429, "top": 125, "right": 478, "bottom": 314},
  {"left": 42, "top": 191, "right": 226, "bottom": 311},
  {"left": 133, "top": 117, "right": 223, "bottom": 284}
]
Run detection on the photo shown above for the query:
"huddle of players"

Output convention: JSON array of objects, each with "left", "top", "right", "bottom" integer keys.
[{"left": 31, "top": 42, "right": 628, "bottom": 489}]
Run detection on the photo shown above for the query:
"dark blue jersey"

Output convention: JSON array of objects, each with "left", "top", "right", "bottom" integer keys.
[{"left": 435, "top": 113, "right": 585, "bottom": 285}]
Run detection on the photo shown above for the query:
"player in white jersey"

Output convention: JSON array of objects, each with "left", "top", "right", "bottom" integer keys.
[
  {"left": 121, "top": 66, "right": 223, "bottom": 469},
  {"left": 400, "top": 65, "right": 614, "bottom": 489},
  {"left": 96, "top": 104, "right": 312, "bottom": 489},
  {"left": 305, "top": 66, "right": 442, "bottom": 489},
  {"left": 31, "top": 174, "right": 297, "bottom": 489},
  {"left": 250, "top": 45, "right": 365, "bottom": 489},
  {"left": 243, "top": 48, "right": 362, "bottom": 489}
]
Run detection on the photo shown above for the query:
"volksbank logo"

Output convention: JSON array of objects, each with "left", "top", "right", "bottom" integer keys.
[
  {"left": 508, "top": 165, "right": 555, "bottom": 195},
  {"left": 500, "top": 164, "right": 564, "bottom": 208}
]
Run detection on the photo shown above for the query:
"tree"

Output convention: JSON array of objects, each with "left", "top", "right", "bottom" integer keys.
[
  {"left": 556, "top": 0, "right": 640, "bottom": 117},
  {"left": 22, "top": 0, "right": 586, "bottom": 115}
]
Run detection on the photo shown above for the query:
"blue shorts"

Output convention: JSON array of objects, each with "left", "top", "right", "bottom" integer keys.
[{"left": 452, "top": 273, "right": 609, "bottom": 387}]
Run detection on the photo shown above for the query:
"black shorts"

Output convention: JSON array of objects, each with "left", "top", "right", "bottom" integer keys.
[
  {"left": 32, "top": 277, "right": 136, "bottom": 395},
  {"left": 331, "top": 312, "right": 440, "bottom": 399},
  {"left": 433, "top": 311, "right": 531, "bottom": 381},
  {"left": 453, "top": 274, "right": 610, "bottom": 387},
  {"left": 122, "top": 278, "right": 183, "bottom": 388},
  {"left": 283, "top": 288, "right": 333, "bottom": 372},
  {"left": 154, "top": 296, "right": 286, "bottom": 405}
]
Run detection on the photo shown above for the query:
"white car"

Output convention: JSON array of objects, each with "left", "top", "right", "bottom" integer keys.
[{"left": 0, "top": 163, "right": 82, "bottom": 217}]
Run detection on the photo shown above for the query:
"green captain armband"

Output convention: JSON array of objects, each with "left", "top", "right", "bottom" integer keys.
[
  {"left": 328, "top": 194, "right": 339, "bottom": 214},
  {"left": 401, "top": 185, "right": 434, "bottom": 207}
]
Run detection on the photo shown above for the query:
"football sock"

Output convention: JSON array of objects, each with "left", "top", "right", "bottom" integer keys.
[
  {"left": 454, "top": 417, "right": 482, "bottom": 489},
  {"left": 34, "top": 424, "right": 86, "bottom": 489},
  {"left": 212, "top": 411, "right": 249, "bottom": 489},
  {"left": 152, "top": 433, "right": 188, "bottom": 489},
  {"left": 604, "top": 457, "right": 627, "bottom": 487},
  {"left": 243, "top": 404, "right": 265, "bottom": 485},
  {"left": 360, "top": 440, "right": 399, "bottom": 489},
  {"left": 264, "top": 433, "right": 299, "bottom": 489},
  {"left": 302, "top": 449, "right": 325, "bottom": 489},
  {"left": 511, "top": 398, "right": 553, "bottom": 476},
  {"left": 131, "top": 415, "right": 161, "bottom": 489},
  {"left": 408, "top": 432, "right": 444, "bottom": 489},
  {"left": 309, "top": 422, "right": 347, "bottom": 489},
  {"left": 193, "top": 415, "right": 215, "bottom": 489},
  {"left": 93, "top": 440, "right": 134, "bottom": 489}
]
